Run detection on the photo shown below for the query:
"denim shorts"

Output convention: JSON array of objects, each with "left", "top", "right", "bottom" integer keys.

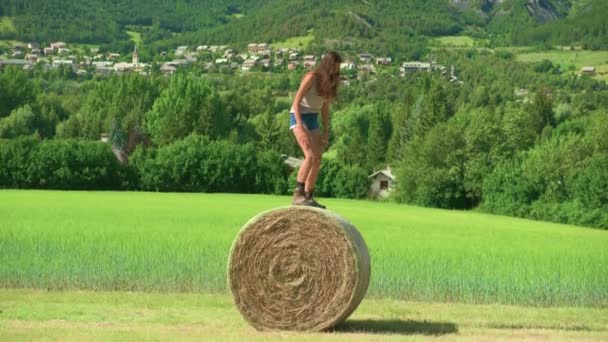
[{"left": 289, "top": 113, "right": 320, "bottom": 130}]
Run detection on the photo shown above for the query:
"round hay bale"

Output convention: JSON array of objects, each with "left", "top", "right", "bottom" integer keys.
[{"left": 228, "top": 206, "right": 371, "bottom": 332}]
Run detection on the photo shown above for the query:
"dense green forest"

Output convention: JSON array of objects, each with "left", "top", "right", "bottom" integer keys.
[
  {"left": 0, "top": 0, "right": 607, "bottom": 229},
  {"left": 1, "top": 46, "right": 607, "bottom": 228},
  {"left": 1, "top": 0, "right": 607, "bottom": 54}
]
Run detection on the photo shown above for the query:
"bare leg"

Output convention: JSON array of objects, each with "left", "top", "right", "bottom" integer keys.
[
  {"left": 305, "top": 129, "right": 323, "bottom": 193},
  {"left": 292, "top": 127, "right": 315, "bottom": 183}
]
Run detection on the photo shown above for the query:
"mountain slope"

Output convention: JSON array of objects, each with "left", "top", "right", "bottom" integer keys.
[
  {"left": 0, "top": 0, "right": 604, "bottom": 51},
  {"left": 512, "top": 0, "right": 608, "bottom": 49}
]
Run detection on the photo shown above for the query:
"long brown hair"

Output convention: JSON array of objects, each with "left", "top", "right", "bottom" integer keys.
[{"left": 314, "top": 51, "right": 342, "bottom": 100}]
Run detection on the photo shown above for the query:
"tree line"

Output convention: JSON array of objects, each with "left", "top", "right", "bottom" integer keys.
[{"left": 1, "top": 47, "right": 607, "bottom": 229}]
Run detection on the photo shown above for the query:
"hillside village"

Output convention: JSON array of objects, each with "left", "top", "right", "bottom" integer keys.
[
  {"left": 1, "top": 38, "right": 603, "bottom": 82},
  {"left": 0, "top": 41, "right": 465, "bottom": 84}
]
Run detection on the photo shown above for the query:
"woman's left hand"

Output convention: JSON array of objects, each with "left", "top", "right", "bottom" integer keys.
[{"left": 322, "top": 134, "right": 329, "bottom": 149}]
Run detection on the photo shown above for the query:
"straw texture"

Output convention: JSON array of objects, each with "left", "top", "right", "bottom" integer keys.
[{"left": 228, "top": 206, "right": 371, "bottom": 332}]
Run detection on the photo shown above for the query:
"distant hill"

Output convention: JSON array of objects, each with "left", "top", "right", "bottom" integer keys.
[
  {"left": 450, "top": 0, "right": 569, "bottom": 23},
  {"left": 0, "top": 0, "right": 605, "bottom": 53}
]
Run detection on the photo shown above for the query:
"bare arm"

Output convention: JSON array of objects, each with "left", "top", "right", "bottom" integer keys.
[{"left": 321, "top": 100, "right": 330, "bottom": 147}]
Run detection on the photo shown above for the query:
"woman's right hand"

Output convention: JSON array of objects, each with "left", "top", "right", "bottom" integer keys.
[{"left": 293, "top": 125, "right": 312, "bottom": 147}]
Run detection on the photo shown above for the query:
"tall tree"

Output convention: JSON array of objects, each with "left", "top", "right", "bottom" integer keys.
[
  {"left": 145, "top": 74, "right": 219, "bottom": 144},
  {"left": 0, "top": 67, "right": 36, "bottom": 118},
  {"left": 255, "top": 111, "right": 281, "bottom": 152}
]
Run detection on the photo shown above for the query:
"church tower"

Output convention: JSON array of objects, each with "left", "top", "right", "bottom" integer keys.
[{"left": 132, "top": 46, "right": 139, "bottom": 66}]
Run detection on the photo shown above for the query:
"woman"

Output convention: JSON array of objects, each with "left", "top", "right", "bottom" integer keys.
[{"left": 290, "top": 51, "right": 342, "bottom": 209}]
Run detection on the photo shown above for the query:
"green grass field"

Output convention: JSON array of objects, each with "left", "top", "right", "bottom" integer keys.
[
  {"left": 516, "top": 49, "right": 608, "bottom": 80},
  {"left": 1, "top": 290, "right": 607, "bottom": 341},
  {"left": 1, "top": 190, "right": 607, "bottom": 308},
  {"left": 270, "top": 31, "right": 315, "bottom": 50},
  {"left": 434, "top": 36, "right": 478, "bottom": 48}
]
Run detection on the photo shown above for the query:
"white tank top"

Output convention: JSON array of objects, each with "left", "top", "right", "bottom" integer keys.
[{"left": 291, "top": 75, "right": 326, "bottom": 114}]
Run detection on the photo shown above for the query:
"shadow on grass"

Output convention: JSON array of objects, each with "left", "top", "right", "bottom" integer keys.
[{"left": 331, "top": 319, "right": 458, "bottom": 335}]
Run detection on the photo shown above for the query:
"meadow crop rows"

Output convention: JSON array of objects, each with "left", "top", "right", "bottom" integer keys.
[{"left": 1, "top": 190, "right": 606, "bottom": 307}]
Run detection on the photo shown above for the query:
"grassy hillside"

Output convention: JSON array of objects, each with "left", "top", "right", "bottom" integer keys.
[
  {"left": 1, "top": 0, "right": 604, "bottom": 53},
  {"left": 1, "top": 190, "right": 606, "bottom": 307},
  {"left": 269, "top": 30, "right": 315, "bottom": 50},
  {"left": 516, "top": 49, "right": 608, "bottom": 80}
]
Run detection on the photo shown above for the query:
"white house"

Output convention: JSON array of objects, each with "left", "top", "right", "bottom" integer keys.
[
  {"left": 242, "top": 59, "right": 257, "bottom": 71},
  {"left": 175, "top": 46, "right": 188, "bottom": 56},
  {"left": 223, "top": 49, "right": 235, "bottom": 59},
  {"left": 340, "top": 62, "right": 356, "bottom": 71},
  {"left": 400, "top": 62, "right": 432, "bottom": 76},
  {"left": 24, "top": 54, "right": 38, "bottom": 62},
  {"left": 248, "top": 43, "right": 268, "bottom": 54},
  {"left": 581, "top": 66, "right": 596, "bottom": 76},
  {"left": 358, "top": 53, "right": 373, "bottom": 63},
  {"left": 52, "top": 59, "right": 74, "bottom": 67},
  {"left": 303, "top": 55, "right": 316, "bottom": 69},
  {"left": 50, "top": 42, "right": 66, "bottom": 50},
  {"left": 376, "top": 57, "right": 392, "bottom": 65},
  {"left": 160, "top": 64, "right": 177, "bottom": 75},
  {"left": 288, "top": 61, "right": 300, "bottom": 70},
  {"left": 368, "top": 167, "right": 396, "bottom": 199},
  {"left": 93, "top": 61, "right": 114, "bottom": 69},
  {"left": 114, "top": 62, "right": 132, "bottom": 72}
]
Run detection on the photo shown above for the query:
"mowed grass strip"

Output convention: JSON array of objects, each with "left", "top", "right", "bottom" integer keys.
[
  {"left": 516, "top": 49, "right": 608, "bottom": 80},
  {"left": 0, "top": 290, "right": 607, "bottom": 341},
  {"left": 0, "top": 190, "right": 607, "bottom": 307}
]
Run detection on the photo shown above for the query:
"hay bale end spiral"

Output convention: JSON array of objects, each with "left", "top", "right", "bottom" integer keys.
[{"left": 228, "top": 206, "right": 371, "bottom": 332}]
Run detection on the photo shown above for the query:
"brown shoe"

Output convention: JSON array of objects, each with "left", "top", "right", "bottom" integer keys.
[
  {"left": 292, "top": 187, "right": 309, "bottom": 206},
  {"left": 305, "top": 191, "right": 326, "bottom": 209}
]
